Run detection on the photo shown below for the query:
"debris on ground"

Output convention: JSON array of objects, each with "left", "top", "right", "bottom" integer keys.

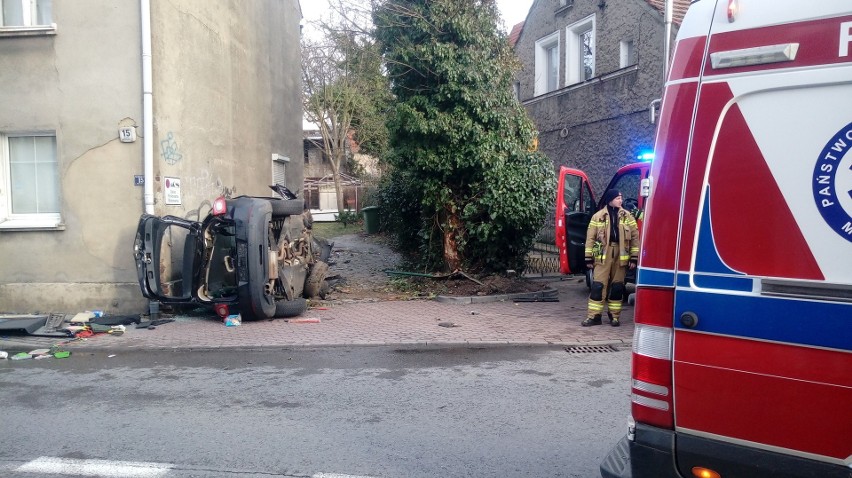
[{"left": 438, "top": 322, "right": 460, "bottom": 328}]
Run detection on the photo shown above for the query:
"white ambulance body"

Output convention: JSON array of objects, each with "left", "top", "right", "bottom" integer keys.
[{"left": 601, "top": 1, "right": 852, "bottom": 477}]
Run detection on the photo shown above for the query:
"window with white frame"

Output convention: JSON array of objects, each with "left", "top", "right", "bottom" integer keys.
[
  {"left": 565, "top": 15, "right": 595, "bottom": 85},
  {"left": 271, "top": 153, "right": 289, "bottom": 187},
  {"left": 0, "top": 0, "right": 52, "bottom": 27},
  {"left": 0, "top": 133, "right": 61, "bottom": 229},
  {"left": 534, "top": 32, "right": 560, "bottom": 96},
  {"left": 620, "top": 39, "right": 637, "bottom": 68}
]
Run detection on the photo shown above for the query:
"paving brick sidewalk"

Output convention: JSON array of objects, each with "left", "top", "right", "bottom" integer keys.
[{"left": 0, "top": 278, "right": 633, "bottom": 353}]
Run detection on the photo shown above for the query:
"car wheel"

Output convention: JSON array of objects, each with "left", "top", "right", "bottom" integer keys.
[
  {"left": 270, "top": 198, "right": 304, "bottom": 217},
  {"left": 304, "top": 261, "right": 329, "bottom": 299},
  {"left": 237, "top": 198, "right": 276, "bottom": 321},
  {"left": 274, "top": 298, "right": 307, "bottom": 318}
]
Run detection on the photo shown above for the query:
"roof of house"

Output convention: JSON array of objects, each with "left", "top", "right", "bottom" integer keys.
[
  {"left": 509, "top": 0, "right": 693, "bottom": 43},
  {"left": 508, "top": 21, "right": 525, "bottom": 47},
  {"left": 644, "top": 0, "right": 692, "bottom": 25}
]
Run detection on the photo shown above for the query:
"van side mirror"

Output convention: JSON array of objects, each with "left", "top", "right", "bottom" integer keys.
[{"left": 640, "top": 177, "right": 651, "bottom": 198}]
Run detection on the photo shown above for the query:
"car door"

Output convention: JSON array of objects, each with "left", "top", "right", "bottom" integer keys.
[
  {"left": 556, "top": 167, "right": 597, "bottom": 274},
  {"left": 134, "top": 214, "right": 201, "bottom": 303}
]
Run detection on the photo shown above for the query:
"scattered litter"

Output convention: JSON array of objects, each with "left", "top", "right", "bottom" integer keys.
[
  {"left": 28, "top": 349, "right": 50, "bottom": 355},
  {"left": 286, "top": 318, "right": 320, "bottom": 324},
  {"left": 108, "top": 325, "right": 125, "bottom": 336},
  {"left": 469, "top": 311, "right": 478, "bottom": 315},
  {"left": 108, "top": 354, "right": 116, "bottom": 358},
  {"left": 53, "top": 351, "right": 71, "bottom": 359},
  {"left": 438, "top": 322, "right": 460, "bottom": 328},
  {"left": 69, "top": 312, "right": 94, "bottom": 324},
  {"left": 0, "top": 351, "right": 8, "bottom": 359},
  {"left": 34, "top": 354, "right": 52, "bottom": 360},
  {"left": 224, "top": 315, "right": 241, "bottom": 327},
  {"left": 11, "top": 352, "right": 32, "bottom": 360}
]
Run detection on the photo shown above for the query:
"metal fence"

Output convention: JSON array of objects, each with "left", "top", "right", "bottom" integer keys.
[{"left": 523, "top": 207, "right": 562, "bottom": 277}]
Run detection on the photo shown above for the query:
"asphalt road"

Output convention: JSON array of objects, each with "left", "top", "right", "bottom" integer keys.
[{"left": 0, "top": 345, "right": 631, "bottom": 478}]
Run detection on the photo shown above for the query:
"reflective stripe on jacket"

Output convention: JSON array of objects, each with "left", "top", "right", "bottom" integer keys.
[{"left": 584, "top": 207, "right": 640, "bottom": 266}]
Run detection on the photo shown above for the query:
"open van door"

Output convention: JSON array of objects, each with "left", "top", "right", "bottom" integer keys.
[{"left": 555, "top": 166, "right": 597, "bottom": 275}]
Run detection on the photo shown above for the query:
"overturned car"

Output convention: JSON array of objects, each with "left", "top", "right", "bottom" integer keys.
[{"left": 133, "top": 195, "right": 329, "bottom": 320}]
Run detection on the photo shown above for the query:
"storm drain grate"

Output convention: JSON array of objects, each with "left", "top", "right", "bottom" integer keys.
[{"left": 564, "top": 345, "right": 619, "bottom": 354}]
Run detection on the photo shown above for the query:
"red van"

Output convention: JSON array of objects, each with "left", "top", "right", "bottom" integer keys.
[{"left": 600, "top": 1, "right": 852, "bottom": 477}]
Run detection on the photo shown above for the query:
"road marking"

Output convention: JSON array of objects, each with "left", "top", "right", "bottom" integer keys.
[
  {"left": 313, "top": 474, "right": 377, "bottom": 478},
  {"left": 16, "top": 457, "right": 173, "bottom": 477}
]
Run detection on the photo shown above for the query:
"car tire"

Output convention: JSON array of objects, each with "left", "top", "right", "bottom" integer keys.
[
  {"left": 304, "top": 261, "right": 329, "bottom": 298},
  {"left": 274, "top": 297, "right": 307, "bottom": 318},
  {"left": 236, "top": 198, "right": 276, "bottom": 321},
  {"left": 270, "top": 198, "right": 304, "bottom": 217}
]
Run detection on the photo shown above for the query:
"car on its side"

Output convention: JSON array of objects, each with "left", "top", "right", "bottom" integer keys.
[{"left": 134, "top": 195, "right": 329, "bottom": 320}]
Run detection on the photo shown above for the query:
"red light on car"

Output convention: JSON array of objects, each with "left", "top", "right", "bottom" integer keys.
[
  {"left": 214, "top": 304, "right": 229, "bottom": 319},
  {"left": 212, "top": 197, "right": 228, "bottom": 216},
  {"left": 727, "top": 0, "right": 738, "bottom": 22}
]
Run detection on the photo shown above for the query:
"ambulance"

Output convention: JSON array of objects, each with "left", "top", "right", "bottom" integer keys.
[{"left": 600, "top": 1, "right": 852, "bottom": 477}]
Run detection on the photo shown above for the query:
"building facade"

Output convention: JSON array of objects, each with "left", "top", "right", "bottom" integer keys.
[
  {"left": 0, "top": 0, "right": 303, "bottom": 314},
  {"left": 514, "top": 0, "right": 687, "bottom": 194}
]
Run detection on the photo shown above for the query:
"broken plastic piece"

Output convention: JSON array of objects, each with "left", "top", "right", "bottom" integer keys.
[
  {"left": 53, "top": 351, "right": 71, "bottom": 359},
  {"left": 224, "top": 314, "right": 241, "bottom": 327},
  {"left": 11, "top": 352, "right": 32, "bottom": 360},
  {"left": 0, "top": 351, "right": 8, "bottom": 360}
]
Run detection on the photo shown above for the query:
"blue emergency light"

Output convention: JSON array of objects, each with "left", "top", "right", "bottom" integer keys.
[{"left": 637, "top": 151, "right": 655, "bottom": 162}]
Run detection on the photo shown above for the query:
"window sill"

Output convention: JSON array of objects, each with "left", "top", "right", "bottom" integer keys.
[
  {"left": 0, "top": 24, "right": 57, "bottom": 38},
  {"left": 0, "top": 216, "right": 65, "bottom": 231}
]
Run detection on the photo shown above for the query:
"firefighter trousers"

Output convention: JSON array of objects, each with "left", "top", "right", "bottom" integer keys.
[{"left": 587, "top": 244, "right": 627, "bottom": 320}]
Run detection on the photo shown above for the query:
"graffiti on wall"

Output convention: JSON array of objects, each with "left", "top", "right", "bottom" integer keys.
[{"left": 160, "top": 132, "right": 182, "bottom": 165}]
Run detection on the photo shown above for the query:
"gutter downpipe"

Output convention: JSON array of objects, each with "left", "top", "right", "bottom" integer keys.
[
  {"left": 141, "top": 0, "right": 154, "bottom": 215},
  {"left": 141, "top": 0, "right": 159, "bottom": 320},
  {"left": 663, "top": 0, "right": 673, "bottom": 84}
]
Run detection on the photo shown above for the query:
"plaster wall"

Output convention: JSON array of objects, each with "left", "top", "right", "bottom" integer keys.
[
  {"left": 515, "top": 0, "right": 671, "bottom": 193},
  {"left": 0, "top": 0, "right": 146, "bottom": 313},
  {"left": 149, "top": 0, "right": 304, "bottom": 219}
]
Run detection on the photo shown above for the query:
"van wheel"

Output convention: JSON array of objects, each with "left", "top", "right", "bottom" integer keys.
[
  {"left": 304, "top": 261, "right": 329, "bottom": 299},
  {"left": 270, "top": 198, "right": 304, "bottom": 217},
  {"left": 274, "top": 298, "right": 307, "bottom": 318}
]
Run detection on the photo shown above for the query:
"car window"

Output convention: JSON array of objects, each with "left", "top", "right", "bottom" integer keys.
[
  {"left": 562, "top": 174, "right": 582, "bottom": 212},
  {"left": 157, "top": 224, "right": 194, "bottom": 299},
  {"left": 583, "top": 181, "right": 595, "bottom": 212},
  {"left": 610, "top": 170, "right": 641, "bottom": 212}
]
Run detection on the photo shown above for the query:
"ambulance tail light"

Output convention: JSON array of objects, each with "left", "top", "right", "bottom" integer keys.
[{"left": 630, "top": 287, "right": 675, "bottom": 429}]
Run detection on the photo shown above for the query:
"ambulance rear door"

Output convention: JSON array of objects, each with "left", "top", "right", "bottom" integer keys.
[{"left": 671, "top": 1, "right": 852, "bottom": 475}]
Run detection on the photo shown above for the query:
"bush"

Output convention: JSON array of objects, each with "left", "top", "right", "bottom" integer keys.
[{"left": 335, "top": 209, "right": 361, "bottom": 227}]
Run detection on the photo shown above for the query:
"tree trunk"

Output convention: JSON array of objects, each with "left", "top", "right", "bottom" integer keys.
[{"left": 442, "top": 208, "right": 463, "bottom": 272}]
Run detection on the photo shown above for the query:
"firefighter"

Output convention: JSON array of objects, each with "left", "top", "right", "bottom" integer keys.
[{"left": 582, "top": 189, "right": 639, "bottom": 327}]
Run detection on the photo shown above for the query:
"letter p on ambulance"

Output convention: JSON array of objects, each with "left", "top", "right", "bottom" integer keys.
[{"left": 841, "top": 21, "right": 852, "bottom": 57}]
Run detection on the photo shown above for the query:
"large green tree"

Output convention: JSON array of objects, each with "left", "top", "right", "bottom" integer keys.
[{"left": 373, "top": 0, "right": 555, "bottom": 273}]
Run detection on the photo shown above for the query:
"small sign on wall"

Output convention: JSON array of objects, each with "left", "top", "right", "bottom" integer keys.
[{"left": 164, "top": 177, "right": 181, "bottom": 205}]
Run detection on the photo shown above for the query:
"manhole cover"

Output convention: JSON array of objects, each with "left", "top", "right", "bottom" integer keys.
[{"left": 564, "top": 345, "right": 619, "bottom": 354}]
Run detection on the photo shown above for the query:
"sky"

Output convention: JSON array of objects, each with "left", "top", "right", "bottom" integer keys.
[{"left": 301, "top": 0, "right": 534, "bottom": 34}]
